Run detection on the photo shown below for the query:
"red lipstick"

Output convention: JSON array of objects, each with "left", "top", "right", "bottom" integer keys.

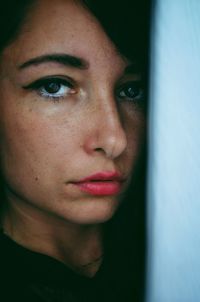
[{"left": 72, "top": 171, "right": 124, "bottom": 196}]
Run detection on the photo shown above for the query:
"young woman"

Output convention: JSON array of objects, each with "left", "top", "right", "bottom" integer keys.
[{"left": 0, "top": 0, "right": 149, "bottom": 301}]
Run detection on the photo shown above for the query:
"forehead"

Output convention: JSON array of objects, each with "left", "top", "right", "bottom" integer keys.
[{"left": 2, "top": 0, "right": 124, "bottom": 70}]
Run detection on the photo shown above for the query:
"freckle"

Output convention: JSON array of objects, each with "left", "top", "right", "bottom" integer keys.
[{"left": 35, "top": 177, "right": 38, "bottom": 181}]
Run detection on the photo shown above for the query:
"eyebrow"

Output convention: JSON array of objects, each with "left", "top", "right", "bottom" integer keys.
[
  {"left": 18, "top": 53, "right": 89, "bottom": 70},
  {"left": 124, "top": 62, "right": 141, "bottom": 75}
]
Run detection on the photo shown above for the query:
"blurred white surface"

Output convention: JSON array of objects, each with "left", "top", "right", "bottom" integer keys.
[{"left": 147, "top": 1, "right": 200, "bottom": 301}]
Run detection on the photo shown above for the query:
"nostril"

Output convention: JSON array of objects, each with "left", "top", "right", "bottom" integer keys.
[
  {"left": 94, "top": 148, "right": 103, "bottom": 152},
  {"left": 94, "top": 145, "right": 114, "bottom": 158}
]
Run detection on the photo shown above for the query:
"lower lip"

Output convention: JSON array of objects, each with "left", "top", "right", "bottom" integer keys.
[{"left": 73, "top": 181, "right": 122, "bottom": 196}]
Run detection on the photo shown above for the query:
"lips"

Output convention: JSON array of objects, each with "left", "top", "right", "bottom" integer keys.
[{"left": 71, "top": 171, "right": 125, "bottom": 196}]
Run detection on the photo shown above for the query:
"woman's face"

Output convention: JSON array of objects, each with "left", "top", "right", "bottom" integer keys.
[{"left": 0, "top": 0, "right": 145, "bottom": 225}]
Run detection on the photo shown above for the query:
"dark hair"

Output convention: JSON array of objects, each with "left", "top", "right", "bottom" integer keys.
[
  {"left": 0, "top": 0, "right": 33, "bottom": 52},
  {"left": 0, "top": 0, "right": 150, "bottom": 66},
  {"left": 84, "top": 0, "right": 150, "bottom": 67}
]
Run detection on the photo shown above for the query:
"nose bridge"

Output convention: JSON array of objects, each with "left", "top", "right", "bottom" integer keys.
[{"left": 91, "top": 87, "right": 128, "bottom": 158}]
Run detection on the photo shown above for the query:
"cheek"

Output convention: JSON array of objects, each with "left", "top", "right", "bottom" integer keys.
[
  {"left": 118, "top": 113, "right": 146, "bottom": 179},
  {"left": 124, "top": 110, "right": 146, "bottom": 158},
  {"left": 0, "top": 108, "right": 82, "bottom": 190}
]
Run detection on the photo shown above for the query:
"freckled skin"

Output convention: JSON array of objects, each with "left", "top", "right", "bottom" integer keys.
[{"left": 0, "top": 0, "right": 145, "bottom": 227}]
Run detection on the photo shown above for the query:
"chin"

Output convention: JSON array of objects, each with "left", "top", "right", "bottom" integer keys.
[
  {"left": 78, "top": 210, "right": 116, "bottom": 225},
  {"left": 61, "top": 198, "right": 120, "bottom": 225}
]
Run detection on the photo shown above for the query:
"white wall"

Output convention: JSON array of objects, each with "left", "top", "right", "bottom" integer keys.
[{"left": 147, "top": 1, "right": 200, "bottom": 301}]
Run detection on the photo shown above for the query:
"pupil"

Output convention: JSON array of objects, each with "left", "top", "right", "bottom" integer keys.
[
  {"left": 127, "top": 86, "right": 139, "bottom": 98},
  {"left": 45, "top": 82, "right": 60, "bottom": 94}
]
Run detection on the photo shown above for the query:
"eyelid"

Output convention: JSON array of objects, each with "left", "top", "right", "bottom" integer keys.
[
  {"left": 117, "top": 79, "right": 143, "bottom": 92},
  {"left": 116, "top": 71, "right": 143, "bottom": 88},
  {"left": 22, "top": 75, "right": 75, "bottom": 90}
]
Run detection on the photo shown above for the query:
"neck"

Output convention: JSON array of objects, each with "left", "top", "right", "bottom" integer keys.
[{"left": 2, "top": 200, "right": 104, "bottom": 277}]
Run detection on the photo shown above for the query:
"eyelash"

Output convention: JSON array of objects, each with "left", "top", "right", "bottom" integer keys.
[
  {"left": 23, "top": 76, "right": 76, "bottom": 101},
  {"left": 116, "top": 81, "right": 144, "bottom": 103},
  {"left": 23, "top": 77, "right": 144, "bottom": 106}
]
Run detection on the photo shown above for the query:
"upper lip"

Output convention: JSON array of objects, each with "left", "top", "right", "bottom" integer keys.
[{"left": 74, "top": 171, "right": 125, "bottom": 183}]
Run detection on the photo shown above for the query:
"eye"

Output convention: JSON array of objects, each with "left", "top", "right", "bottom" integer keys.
[
  {"left": 23, "top": 76, "right": 76, "bottom": 100},
  {"left": 117, "top": 81, "right": 144, "bottom": 102}
]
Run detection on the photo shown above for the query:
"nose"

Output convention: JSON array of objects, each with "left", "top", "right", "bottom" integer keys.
[{"left": 84, "top": 96, "right": 128, "bottom": 159}]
